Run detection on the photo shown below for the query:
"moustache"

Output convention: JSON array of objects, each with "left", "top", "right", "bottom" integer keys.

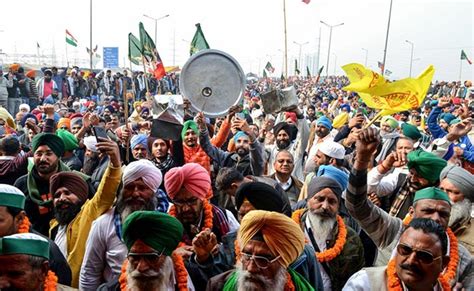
[
  {"left": 400, "top": 263, "right": 422, "bottom": 275},
  {"left": 124, "top": 197, "right": 146, "bottom": 205},
  {"left": 129, "top": 269, "right": 161, "bottom": 279}
]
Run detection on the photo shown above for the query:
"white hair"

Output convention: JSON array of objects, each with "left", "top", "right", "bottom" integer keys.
[{"left": 127, "top": 256, "right": 174, "bottom": 290}]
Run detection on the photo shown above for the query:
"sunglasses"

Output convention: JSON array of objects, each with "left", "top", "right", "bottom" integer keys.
[
  {"left": 240, "top": 252, "right": 281, "bottom": 269},
  {"left": 127, "top": 247, "right": 165, "bottom": 265},
  {"left": 396, "top": 243, "right": 442, "bottom": 264},
  {"left": 172, "top": 197, "right": 199, "bottom": 207}
]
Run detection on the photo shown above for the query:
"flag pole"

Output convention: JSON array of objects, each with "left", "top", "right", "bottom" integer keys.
[
  {"left": 459, "top": 58, "right": 462, "bottom": 81},
  {"left": 364, "top": 111, "right": 383, "bottom": 129},
  {"left": 141, "top": 55, "right": 150, "bottom": 94},
  {"left": 283, "top": 0, "right": 288, "bottom": 79},
  {"left": 381, "top": 0, "right": 394, "bottom": 76},
  {"left": 65, "top": 42, "right": 69, "bottom": 67}
]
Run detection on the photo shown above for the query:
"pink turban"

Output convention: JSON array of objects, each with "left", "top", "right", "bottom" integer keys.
[{"left": 164, "top": 163, "right": 211, "bottom": 200}]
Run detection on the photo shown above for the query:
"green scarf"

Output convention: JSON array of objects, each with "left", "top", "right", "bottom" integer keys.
[
  {"left": 222, "top": 268, "right": 315, "bottom": 291},
  {"left": 27, "top": 160, "right": 90, "bottom": 207}
]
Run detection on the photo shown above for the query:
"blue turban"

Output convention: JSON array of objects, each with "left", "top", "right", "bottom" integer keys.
[
  {"left": 20, "top": 113, "right": 38, "bottom": 127},
  {"left": 43, "top": 96, "right": 55, "bottom": 105},
  {"left": 440, "top": 113, "right": 455, "bottom": 124},
  {"left": 233, "top": 131, "right": 249, "bottom": 143},
  {"left": 340, "top": 104, "right": 351, "bottom": 113},
  {"left": 317, "top": 165, "right": 349, "bottom": 190},
  {"left": 131, "top": 134, "right": 148, "bottom": 150},
  {"left": 317, "top": 116, "right": 333, "bottom": 130}
]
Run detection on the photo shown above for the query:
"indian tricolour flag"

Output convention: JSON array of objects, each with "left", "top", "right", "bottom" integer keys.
[{"left": 66, "top": 29, "right": 78, "bottom": 47}]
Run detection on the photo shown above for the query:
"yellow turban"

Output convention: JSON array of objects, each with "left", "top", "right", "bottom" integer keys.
[
  {"left": 238, "top": 210, "right": 305, "bottom": 268},
  {"left": 332, "top": 112, "right": 349, "bottom": 129}
]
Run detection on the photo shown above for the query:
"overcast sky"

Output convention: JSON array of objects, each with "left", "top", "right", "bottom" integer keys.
[{"left": 0, "top": 0, "right": 472, "bottom": 81}]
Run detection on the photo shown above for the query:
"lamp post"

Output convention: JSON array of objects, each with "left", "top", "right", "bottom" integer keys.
[
  {"left": 143, "top": 14, "right": 170, "bottom": 45},
  {"left": 362, "top": 48, "right": 368, "bottom": 67},
  {"left": 293, "top": 41, "right": 309, "bottom": 71},
  {"left": 406, "top": 40, "right": 414, "bottom": 77},
  {"left": 320, "top": 20, "right": 344, "bottom": 76}
]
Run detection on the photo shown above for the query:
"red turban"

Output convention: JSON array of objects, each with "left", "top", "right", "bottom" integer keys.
[
  {"left": 50, "top": 172, "right": 88, "bottom": 202},
  {"left": 285, "top": 112, "right": 297, "bottom": 124},
  {"left": 164, "top": 163, "right": 211, "bottom": 200}
]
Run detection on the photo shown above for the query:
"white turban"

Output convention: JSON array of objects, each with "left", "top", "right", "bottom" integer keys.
[
  {"left": 123, "top": 160, "right": 162, "bottom": 193},
  {"left": 83, "top": 136, "right": 98, "bottom": 152},
  {"left": 19, "top": 104, "right": 30, "bottom": 112}
]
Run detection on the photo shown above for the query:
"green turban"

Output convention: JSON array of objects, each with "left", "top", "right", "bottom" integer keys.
[
  {"left": 56, "top": 129, "right": 79, "bottom": 152},
  {"left": 413, "top": 187, "right": 451, "bottom": 205},
  {"left": 181, "top": 120, "right": 199, "bottom": 140},
  {"left": 381, "top": 116, "right": 399, "bottom": 130},
  {"left": 31, "top": 132, "right": 65, "bottom": 158},
  {"left": 122, "top": 211, "right": 184, "bottom": 256},
  {"left": 402, "top": 123, "right": 422, "bottom": 141},
  {"left": 407, "top": 149, "right": 447, "bottom": 183},
  {"left": 449, "top": 118, "right": 461, "bottom": 126}
]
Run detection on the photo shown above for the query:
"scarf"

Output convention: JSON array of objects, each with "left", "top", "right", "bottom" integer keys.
[
  {"left": 151, "top": 154, "right": 175, "bottom": 173},
  {"left": 183, "top": 144, "right": 211, "bottom": 174},
  {"left": 222, "top": 268, "right": 314, "bottom": 291}
]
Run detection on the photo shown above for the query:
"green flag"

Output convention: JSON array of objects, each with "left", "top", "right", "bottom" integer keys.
[
  {"left": 128, "top": 33, "right": 142, "bottom": 65},
  {"left": 263, "top": 69, "right": 267, "bottom": 78},
  {"left": 265, "top": 62, "right": 275, "bottom": 73},
  {"left": 139, "top": 22, "right": 165, "bottom": 79},
  {"left": 295, "top": 59, "right": 300, "bottom": 75},
  {"left": 461, "top": 50, "right": 472, "bottom": 65},
  {"left": 317, "top": 66, "right": 324, "bottom": 76},
  {"left": 306, "top": 66, "right": 311, "bottom": 77},
  {"left": 281, "top": 73, "right": 285, "bottom": 81},
  {"left": 190, "top": 23, "right": 210, "bottom": 56}
]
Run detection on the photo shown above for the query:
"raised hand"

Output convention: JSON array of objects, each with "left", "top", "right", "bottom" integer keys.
[
  {"left": 355, "top": 127, "right": 380, "bottom": 161},
  {"left": 192, "top": 228, "right": 218, "bottom": 263}
]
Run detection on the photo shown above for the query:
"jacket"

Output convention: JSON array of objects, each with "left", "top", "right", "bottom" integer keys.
[
  {"left": 199, "top": 127, "right": 264, "bottom": 176},
  {"left": 269, "top": 173, "right": 303, "bottom": 207},
  {"left": 300, "top": 210, "right": 365, "bottom": 291},
  {"left": 345, "top": 167, "right": 474, "bottom": 289},
  {"left": 49, "top": 164, "right": 122, "bottom": 288}
]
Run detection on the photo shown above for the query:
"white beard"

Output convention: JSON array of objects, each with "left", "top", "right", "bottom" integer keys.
[
  {"left": 448, "top": 199, "right": 472, "bottom": 230},
  {"left": 236, "top": 264, "right": 286, "bottom": 291},
  {"left": 127, "top": 256, "right": 174, "bottom": 291},
  {"left": 307, "top": 210, "right": 336, "bottom": 243}
]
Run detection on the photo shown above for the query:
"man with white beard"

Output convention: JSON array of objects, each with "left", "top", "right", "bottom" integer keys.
[
  {"left": 293, "top": 175, "right": 365, "bottom": 290},
  {"left": 207, "top": 210, "right": 313, "bottom": 291},
  {"left": 80, "top": 160, "right": 162, "bottom": 290},
  {"left": 440, "top": 164, "right": 474, "bottom": 255},
  {"left": 97, "top": 211, "right": 195, "bottom": 291}
]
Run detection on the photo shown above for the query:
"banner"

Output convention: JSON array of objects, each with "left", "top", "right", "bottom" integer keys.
[
  {"left": 190, "top": 23, "right": 210, "bottom": 56},
  {"left": 103, "top": 47, "right": 119, "bottom": 68},
  {"left": 342, "top": 63, "right": 434, "bottom": 116}
]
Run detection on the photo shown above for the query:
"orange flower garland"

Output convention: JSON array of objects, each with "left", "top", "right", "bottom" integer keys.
[
  {"left": 168, "top": 199, "right": 214, "bottom": 245},
  {"left": 43, "top": 270, "right": 58, "bottom": 291},
  {"left": 386, "top": 259, "right": 451, "bottom": 291},
  {"left": 292, "top": 210, "right": 347, "bottom": 263},
  {"left": 17, "top": 216, "right": 31, "bottom": 233},
  {"left": 284, "top": 271, "right": 295, "bottom": 291},
  {"left": 403, "top": 214, "right": 459, "bottom": 285},
  {"left": 119, "top": 256, "right": 189, "bottom": 291}
]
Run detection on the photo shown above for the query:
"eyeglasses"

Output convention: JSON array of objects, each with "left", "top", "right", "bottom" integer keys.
[
  {"left": 127, "top": 248, "right": 165, "bottom": 265},
  {"left": 172, "top": 198, "right": 199, "bottom": 207},
  {"left": 240, "top": 252, "right": 281, "bottom": 269},
  {"left": 396, "top": 243, "right": 442, "bottom": 264}
]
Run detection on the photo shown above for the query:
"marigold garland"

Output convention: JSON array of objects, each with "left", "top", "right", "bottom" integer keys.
[
  {"left": 18, "top": 216, "right": 31, "bottom": 233},
  {"left": 168, "top": 199, "right": 214, "bottom": 245},
  {"left": 386, "top": 259, "right": 451, "bottom": 291},
  {"left": 403, "top": 214, "right": 459, "bottom": 285},
  {"left": 292, "top": 210, "right": 347, "bottom": 263},
  {"left": 284, "top": 271, "right": 295, "bottom": 291},
  {"left": 119, "top": 257, "right": 189, "bottom": 291},
  {"left": 43, "top": 270, "right": 58, "bottom": 291}
]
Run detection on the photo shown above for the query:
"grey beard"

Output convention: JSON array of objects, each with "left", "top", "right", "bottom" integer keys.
[
  {"left": 448, "top": 199, "right": 472, "bottom": 231},
  {"left": 236, "top": 264, "right": 286, "bottom": 291},
  {"left": 116, "top": 191, "right": 158, "bottom": 222},
  {"left": 307, "top": 210, "right": 336, "bottom": 242},
  {"left": 127, "top": 256, "right": 174, "bottom": 291}
]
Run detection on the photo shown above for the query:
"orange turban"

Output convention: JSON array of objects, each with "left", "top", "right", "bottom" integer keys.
[
  {"left": 26, "top": 70, "right": 36, "bottom": 78},
  {"left": 164, "top": 163, "right": 211, "bottom": 200},
  {"left": 238, "top": 210, "right": 305, "bottom": 268},
  {"left": 9, "top": 63, "right": 20, "bottom": 72},
  {"left": 57, "top": 118, "right": 71, "bottom": 130}
]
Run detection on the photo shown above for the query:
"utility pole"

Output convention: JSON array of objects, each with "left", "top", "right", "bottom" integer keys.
[{"left": 320, "top": 21, "right": 344, "bottom": 76}]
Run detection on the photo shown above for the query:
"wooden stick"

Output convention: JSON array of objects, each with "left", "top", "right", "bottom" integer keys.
[
  {"left": 364, "top": 111, "right": 383, "bottom": 129},
  {"left": 123, "top": 76, "right": 130, "bottom": 164}
]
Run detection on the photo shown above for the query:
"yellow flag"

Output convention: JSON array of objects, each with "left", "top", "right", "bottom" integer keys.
[{"left": 342, "top": 63, "right": 435, "bottom": 116}]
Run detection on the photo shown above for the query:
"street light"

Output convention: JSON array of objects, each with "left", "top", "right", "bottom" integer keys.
[
  {"left": 143, "top": 14, "right": 170, "bottom": 45},
  {"left": 362, "top": 48, "right": 368, "bottom": 67},
  {"left": 406, "top": 40, "right": 414, "bottom": 77},
  {"left": 293, "top": 41, "right": 309, "bottom": 71},
  {"left": 320, "top": 20, "right": 344, "bottom": 76}
]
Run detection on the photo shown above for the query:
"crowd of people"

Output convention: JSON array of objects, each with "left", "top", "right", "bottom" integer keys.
[{"left": 0, "top": 62, "right": 473, "bottom": 291}]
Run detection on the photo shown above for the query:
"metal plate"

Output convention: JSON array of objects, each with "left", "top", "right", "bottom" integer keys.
[{"left": 179, "top": 49, "right": 245, "bottom": 117}]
